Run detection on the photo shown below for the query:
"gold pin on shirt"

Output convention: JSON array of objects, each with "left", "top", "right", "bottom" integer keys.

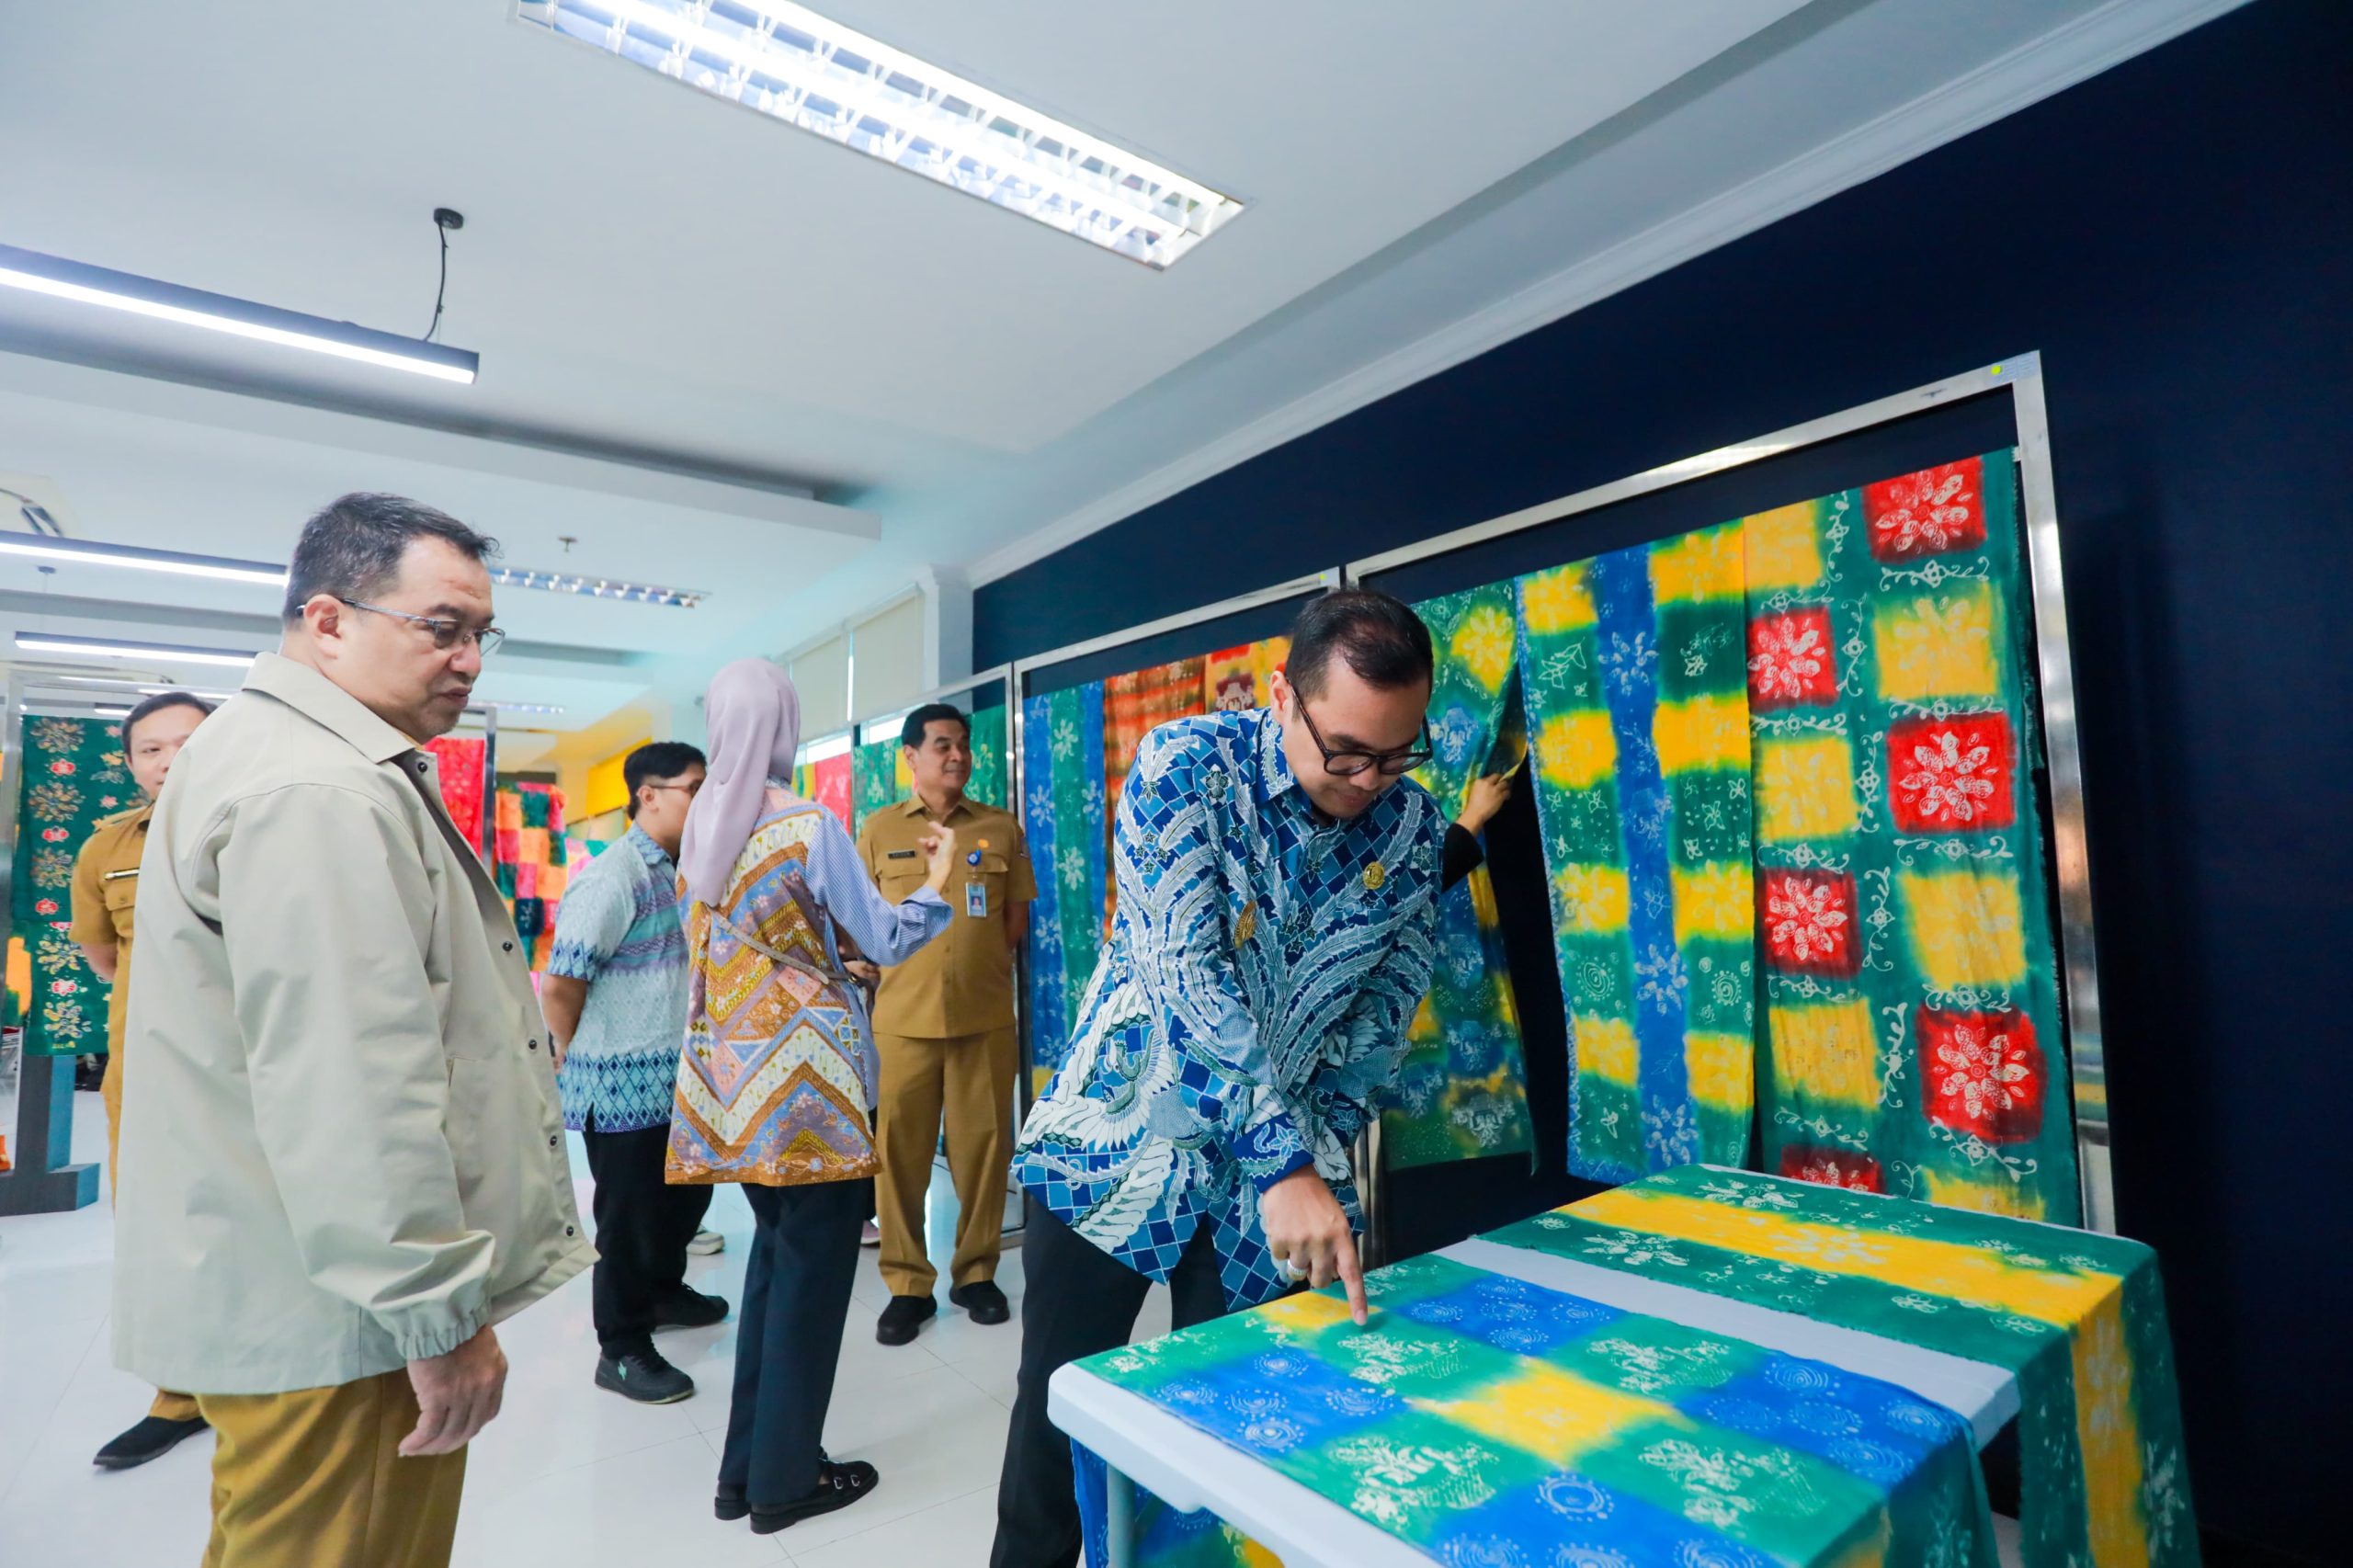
[
  {"left": 1234, "top": 905, "right": 1257, "bottom": 946},
  {"left": 1362, "top": 863, "right": 1387, "bottom": 892}
]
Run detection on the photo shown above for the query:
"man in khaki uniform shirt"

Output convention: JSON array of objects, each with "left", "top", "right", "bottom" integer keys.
[
  {"left": 115, "top": 495, "right": 592, "bottom": 1568},
  {"left": 70, "top": 689, "right": 212, "bottom": 1470},
  {"left": 857, "top": 704, "right": 1035, "bottom": 1346}
]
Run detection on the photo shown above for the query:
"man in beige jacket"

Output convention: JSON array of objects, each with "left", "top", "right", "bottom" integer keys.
[{"left": 113, "top": 494, "right": 594, "bottom": 1567}]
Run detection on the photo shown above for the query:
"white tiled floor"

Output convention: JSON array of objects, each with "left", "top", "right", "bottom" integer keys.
[{"left": 0, "top": 1092, "right": 1170, "bottom": 1566}]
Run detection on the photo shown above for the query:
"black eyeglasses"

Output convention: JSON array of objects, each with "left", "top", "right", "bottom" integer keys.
[
  {"left": 335, "top": 597, "right": 506, "bottom": 657},
  {"left": 1293, "top": 702, "right": 1433, "bottom": 778}
]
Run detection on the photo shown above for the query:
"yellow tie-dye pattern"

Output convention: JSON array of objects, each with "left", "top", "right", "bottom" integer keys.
[
  {"left": 1259, "top": 1291, "right": 1358, "bottom": 1334},
  {"left": 1536, "top": 710, "right": 1618, "bottom": 791},
  {"left": 1670, "top": 861, "right": 1754, "bottom": 944},
  {"left": 1654, "top": 694, "right": 1752, "bottom": 774},
  {"left": 1920, "top": 1169, "right": 2048, "bottom": 1221},
  {"left": 1649, "top": 522, "right": 1746, "bottom": 605},
  {"left": 1450, "top": 603, "right": 1519, "bottom": 693},
  {"left": 1768, "top": 999, "right": 1881, "bottom": 1107},
  {"left": 1518, "top": 563, "right": 1597, "bottom": 634},
  {"left": 1575, "top": 1016, "right": 1641, "bottom": 1087},
  {"left": 1415, "top": 1360, "right": 1675, "bottom": 1467},
  {"left": 1744, "top": 501, "right": 1826, "bottom": 591},
  {"left": 1873, "top": 583, "right": 2000, "bottom": 702},
  {"left": 1685, "top": 1032, "right": 1755, "bottom": 1115},
  {"left": 1756, "top": 733, "right": 1859, "bottom": 842},
  {"left": 1899, "top": 869, "right": 2028, "bottom": 991},
  {"left": 1555, "top": 862, "right": 1631, "bottom": 935},
  {"left": 2073, "top": 1290, "right": 2153, "bottom": 1568},
  {"left": 1568, "top": 1189, "right": 2118, "bottom": 1325}
]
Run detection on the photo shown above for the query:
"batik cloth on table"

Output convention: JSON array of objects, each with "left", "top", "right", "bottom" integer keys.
[
  {"left": 1489, "top": 1164, "right": 2196, "bottom": 1568},
  {"left": 1075, "top": 1248, "right": 1995, "bottom": 1568},
  {"left": 1380, "top": 584, "right": 1534, "bottom": 1170},
  {"left": 1102, "top": 658, "right": 1205, "bottom": 932},
  {"left": 1022, "top": 683, "right": 1108, "bottom": 1091},
  {"left": 851, "top": 737, "right": 908, "bottom": 834},
  {"left": 423, "top": 735, "right": 487, "bottom": 848},
  {"left": 1741, "top": 452, "right": 2077, "bottom": 1221},
  {"left": 1202, "top": 638, "right": 1291, "bottom": 712},
  {"left": 1515, "top": 524, "right": 1756, "bottom": 1182},
  {"left": 968, "top": 702, "right": 1009, "bottom": 808},
  {"left": 11, "top": 715, "right": 132, "bottom": 1054},
  {"left": 812, "top": 752, "right": 854, "bottom": 830}
]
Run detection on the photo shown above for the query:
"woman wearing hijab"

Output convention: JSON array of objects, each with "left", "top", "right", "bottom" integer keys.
[{"left": 670, "top": 659, "right": 959, "bottom": 1534}]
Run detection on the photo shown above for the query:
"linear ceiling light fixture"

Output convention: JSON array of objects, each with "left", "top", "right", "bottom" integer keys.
[
  {"left": 14, "top": 633, "right": 259, "bottom": 668},
  {"left": 488, "top": 566, "right": 704, "bottom": 608},
  {"left": 0, "top": 242, "right": 479, "bottom": 384},
  {"left": 0, "top": 533, "right": 288, "bottom": 586},
  {"left": 518, "top": 0, "right": 1243, "bottom": 268}
]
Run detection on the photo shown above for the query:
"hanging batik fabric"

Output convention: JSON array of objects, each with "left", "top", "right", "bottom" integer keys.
[
  {"left": 424, "top": 735, "right": 487, "bottom": 849},
  {"left": 850, "top": 736, "right": 906, "bottom": 833},
  {"left": 1200, "top": 636, "right": 1291, "bottom": 712},
  {"left": 812, "top": 752, "right": 854, "bottom": 829},
  {"left": 1023, "top": 682, "right": 1108, "bottom": 1089},
  {"left": 12, "top": 715, "right": 131, "bottom": 1055},
  {"left": 1102, "top": 659, "right": 1205, "bottom": 934},
  {"left": 967, "top": 703, "right": 1009, "bottom": 808},
  {"left": 1515, "top": 524, "right": 1756, "bottom": 1182},
  {"left": 1744, "top": 451, "right": 2078, "bottom": 1221},
  {"left": 1381, "top": 584, "right": 1535, "bottom": 1169}
]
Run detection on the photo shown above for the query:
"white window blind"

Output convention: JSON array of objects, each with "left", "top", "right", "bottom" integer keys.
[
  {"left": 790, "top": 635, "right": 851, "bottom": 738},
  {"left": 850, "top": 595, "right": 926, "bottom": 722}
]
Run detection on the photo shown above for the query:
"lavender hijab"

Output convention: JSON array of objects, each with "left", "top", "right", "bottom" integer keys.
[{"left": 679, "top": 658, "right": 801, "bottom": 909}]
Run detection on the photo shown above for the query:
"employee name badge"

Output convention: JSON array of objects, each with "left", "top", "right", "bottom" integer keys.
[{"left": 964, "top": 881, "right": 989, "bottom": 919}]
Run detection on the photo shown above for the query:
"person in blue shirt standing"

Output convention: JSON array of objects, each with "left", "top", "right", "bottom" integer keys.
[
  {"left": 542, "top": 741, "right": 729, "bottom": 1404},
  {"left": 992, "top": 591, "right": 1448, "bottom": 1568}
]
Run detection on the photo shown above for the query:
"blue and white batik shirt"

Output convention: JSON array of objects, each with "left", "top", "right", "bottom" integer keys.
[
  {"left": 1012, "top": 707, "right": 1444, "bottom": 1308},
  {"left": 549, "top": 824, "right": 691, "bottom": 1132}
]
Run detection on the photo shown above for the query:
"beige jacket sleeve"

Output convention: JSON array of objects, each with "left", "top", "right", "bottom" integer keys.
[{"left": 210, "top": 782, "right": 496, "bottom": 1363}]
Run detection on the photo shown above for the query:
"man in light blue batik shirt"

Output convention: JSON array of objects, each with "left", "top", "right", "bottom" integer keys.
[
  {"left": 994, "top": 591, "right": 1448, "bottom": 1568},
  {"left": 542, "top": 741, "right": 728, "bottom": 1406}
]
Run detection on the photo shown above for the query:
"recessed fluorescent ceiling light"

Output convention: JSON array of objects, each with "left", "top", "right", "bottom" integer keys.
[
  {"left": 473, "top": 699, "right": 568, "bottom": 714},
  {"left": 519, "top": 0, "right": 1242, "bottom": 268},
  {"left": 0, "top": 243, "right": 479, "bottom": 384},
  {"left": 0, "top": 534, "right": 703, "bottom": 608},
  {"left": 15, "top": 633, "right": 257, "bottom": 668}
]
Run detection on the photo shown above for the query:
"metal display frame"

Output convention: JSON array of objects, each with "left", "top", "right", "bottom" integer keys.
[{"left": 1342, "top": 352, "right": 2115, "bottom": 1232}]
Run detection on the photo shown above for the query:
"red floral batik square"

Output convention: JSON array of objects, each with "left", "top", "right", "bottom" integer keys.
[
  {"left": 1779, "top": 1147, "right": 1885, "bottom": 1193},
  {"left": 1888, "top": 712, "right": 2015, "bottom": 834},
  {"left": 1865, "top": 458, "right": 1987, "bottom": 561},
  {"left": 1918, "top": 1007, "right": 2045, "bottom": 1143},
  {"left": 1747, "top": 608, "right": 1839, "bottom": 710},
  {"left": 1759, "top": 869, "right": 1859, "bottom": 977}
]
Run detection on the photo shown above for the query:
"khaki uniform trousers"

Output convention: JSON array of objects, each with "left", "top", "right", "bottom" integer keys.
[
  {"left": 196, "top": 1370, "right": 467, "bottom": 1568},
  {"left": 874, "top": 1026, "right": 1017, "bottom": 1298},
  {"left": 101, "top": 1048, "right": 202, "bottom": 1424}
]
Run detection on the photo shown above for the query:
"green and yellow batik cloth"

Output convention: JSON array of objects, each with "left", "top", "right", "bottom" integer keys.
[
  {"left": 1740, "top": 452, "right": 2079, "bottom": 1221},
  {"left": 1075, "top": 1250, "right": 1997, "bottom": 1568},
  {"left": 1020, "top": 682, "right": 1108, "bottom": 1092},
  {"left": 1488, "top": 1165, "right": 2197, "bottom": 1568},
  {"left": 1514, "top": 523, "right": 1756, "bottom": 1182},
  {"left": 967, "top": 702, "right": 1009, "bottom": 808},
  {"left": 849, "top": 735, "right": 908, "bottom": 834},
  {"left": 1380, "top": 582, "right": 1535, "bottom": 1169},
  {"left": 11, "top": 714, "right": 134, "bottom": 1055}
]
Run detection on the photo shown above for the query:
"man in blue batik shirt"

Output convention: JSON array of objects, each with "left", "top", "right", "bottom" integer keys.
[
  {"left": 993, "top": 591, "right": 1447, "bottom": 1568},
  {"left": 541, "top": 742, "right": 729, "bottom": 1407}
]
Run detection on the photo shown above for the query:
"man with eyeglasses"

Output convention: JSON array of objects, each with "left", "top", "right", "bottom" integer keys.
[
  {"left": 541, "top": 741, "right": 731, "bottom": 1404},
  {"left": 112, "top": 494, "right": 592, "bottom": 1568},
  {"left": 993, "top": 590, "right": 1448, "bottom": 1568}
]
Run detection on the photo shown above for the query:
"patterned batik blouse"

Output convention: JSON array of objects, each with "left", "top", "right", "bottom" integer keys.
[
  {"left": 669, "top": 787, "right": 950, "bottom": 1187},
  {"left": 1013, "top": 709, "right": 1445, "bottom": 1307}
]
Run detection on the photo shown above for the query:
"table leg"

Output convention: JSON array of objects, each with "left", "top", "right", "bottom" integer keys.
[{"left": 1107, "top": 1464, "right": 1136, "bottom": 1568}]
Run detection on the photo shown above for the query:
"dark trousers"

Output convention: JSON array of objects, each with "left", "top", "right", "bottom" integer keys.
[
  {"left": 583, "top": 1122, "right": 713, "bottom": 1358},
  {"left": 991, "top": 1199, "right": 1232, "bottom": 1568},
  {"left": 720, "top": 1177, "right": 871, "bottom": 1508}
]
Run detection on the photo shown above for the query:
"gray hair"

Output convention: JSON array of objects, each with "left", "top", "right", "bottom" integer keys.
[{"left": 281, "top": 493, "right": 498, "bottom": 624}]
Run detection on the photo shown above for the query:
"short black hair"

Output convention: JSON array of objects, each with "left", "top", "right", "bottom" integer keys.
[
  {"left": 1285, "top": 589, "right": 1435, "bottom": 699},
  {"left": 282, "top": 493, "right": 498, "bottom": 624},
  {"left": 623, "top": 741, "right": 707, "bottom": 819},
  {"left": 901, "top": 703, "right": 970, "bottom": 751},
  {"left": 122, "top": 690, "right": 213, "bottom": 750}
]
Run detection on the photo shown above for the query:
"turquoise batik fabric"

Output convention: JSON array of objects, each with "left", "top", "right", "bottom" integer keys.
[{"left": 1022, "top": 683, "right": 1107, "bottom": 1090}]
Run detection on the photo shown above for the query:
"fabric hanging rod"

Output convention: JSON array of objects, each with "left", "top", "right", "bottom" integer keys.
[
  {"left": 1345, "top": 355, "right": 2035, "bottom": 583},
  {"left": 1007, "top": 568, "right": 1343, "bottom": 692}
]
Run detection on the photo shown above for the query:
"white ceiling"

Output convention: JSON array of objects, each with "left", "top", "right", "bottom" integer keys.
[{"left": 0, "top": 0, "right": 2242, "bottom": 760}]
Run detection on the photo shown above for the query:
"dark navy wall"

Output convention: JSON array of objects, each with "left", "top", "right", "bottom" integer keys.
[{"left": 978, "top": 4, "right": 2351, "bottom": 1558}]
